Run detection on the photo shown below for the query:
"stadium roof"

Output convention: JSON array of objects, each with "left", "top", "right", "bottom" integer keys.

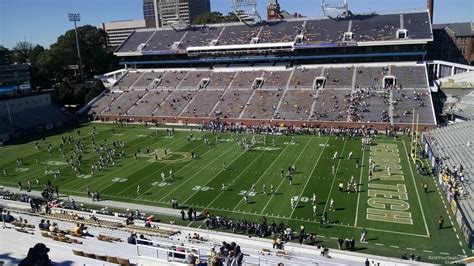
[{"left": 115, "top": 11, "right": 432, "bottom": 56}]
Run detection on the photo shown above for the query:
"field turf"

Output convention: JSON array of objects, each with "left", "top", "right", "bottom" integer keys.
[{"left": 0, "top": 123, "right": 468, "bottom": 263}]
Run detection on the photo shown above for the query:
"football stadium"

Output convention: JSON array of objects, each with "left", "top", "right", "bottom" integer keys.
[{"left": 1, "top": 0, "right": 473, "bottom": 265}]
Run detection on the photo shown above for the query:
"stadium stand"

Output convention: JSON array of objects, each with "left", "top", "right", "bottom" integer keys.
[
  {"left": 351, "top": 14, "right": 400, "bottom": 42},
  {"left": 422, "top": 121, "right": 474, "bottom": 247},
  {"left": 0, "top": 94, "right": 67, "bottom": 136},
  {"left": 89, "top": 62, "right": 436, "bottom": 127},
  {"left": 180, "top": 26, "right": 223, "bottom": 48},
  {"left": 115, "top": 12, "right": 432, "bottom": 55}
]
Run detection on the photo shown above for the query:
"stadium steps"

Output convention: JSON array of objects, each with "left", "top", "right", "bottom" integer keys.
[{"left": 208, "top": 72, "right": 239, "bottom": 116}]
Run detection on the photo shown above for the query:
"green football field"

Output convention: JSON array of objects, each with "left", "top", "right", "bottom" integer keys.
[{"left": 0, "top": 123, "right": 468, "bottom": 263}]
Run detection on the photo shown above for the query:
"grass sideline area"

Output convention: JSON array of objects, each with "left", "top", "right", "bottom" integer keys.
[{"left": 0, "top": 123, "right": 468, "bottom": 263}]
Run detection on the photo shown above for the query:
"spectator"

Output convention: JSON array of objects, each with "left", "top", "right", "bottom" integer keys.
[
  {"left": 73, "top": 223, "right": 81, "bottom": 235},
  {"left": 127, "top": 233, "right": 137, "bottom": 245},
  {"left": 19, "top": 243, "right": 51, "bottom": 266}
]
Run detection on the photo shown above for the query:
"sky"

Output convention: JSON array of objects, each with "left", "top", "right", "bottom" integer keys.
[{"left": 0, "top": 0, "right": 472, "bottom": 49}]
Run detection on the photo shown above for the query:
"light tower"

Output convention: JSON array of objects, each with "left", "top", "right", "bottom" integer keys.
[
  {"left": 68, "top": 13, "right": 84, "bottom": 82},
  {"left": 232, "top": 0, "right": 261, "bottom": 23}
]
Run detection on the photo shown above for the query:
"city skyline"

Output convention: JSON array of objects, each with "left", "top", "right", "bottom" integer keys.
[{"left": 0, "top": 0, "right": 472, "bottom": 49}]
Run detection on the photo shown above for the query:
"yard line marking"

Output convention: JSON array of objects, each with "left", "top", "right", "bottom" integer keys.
[
  {"left": 440, "top": 252, "right": 450, "bottom": 255},
  {"left": 323, "top": 139, "right": 348, "bottom": 214},
  {"left": 454, "top": 227, "right": 457, "bottom": 232},
  {"left": 462, "top": 249, "right": 466, "bottom": 255},
  {"left": 354, "top": 148, "right": 366, "bottom": 227},
  {"left": 330, "top": 237, "right": 338, "bottom": 240},
  {"left": 390, "top": 245, "right": 399, "bottom": 249},
  {"left": 459, "top": 241, "right": 463, "bottom": 247},
  {"left": 259, "top": 137, "right": 319, "bottom": 215},
  {"left": 423, "top": 250, "right": 433, "bottom": 253},
  {"left": 160, "top": 137, "right": 253, "bottom": 202},
  {"left": 375, "top": 243, "right": 384, "bottom": 246},
  {"left": 289, "top": 138, "right": 327, "bottom": 218},
  {"left": 402, "top": 140, "right": 430, "bottom": 237},
  {"left": 231, "top": 137, "right": 298, "bottom": 211},
  {"left": 193, "top": 137, "right": 271, "bottom": 207},
  {"left": 406, "top": 248, "right": 416, "bottom": 251}
]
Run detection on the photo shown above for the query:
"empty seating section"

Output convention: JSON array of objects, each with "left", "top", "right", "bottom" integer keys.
[
  {"left": 179, "top": 71, "right": 211, "bottom": 89},
  {"left": 102, "top": 91, "right": 143, "bottom": 115},
  {"left": 241, "top": 90, "right": 283, "bottom": 119},
  {"left": 312, "top": 90, "right": 350, "bottom": 121},
  {"left": 392, "top": 90, "right": 434, "bottom": 124},
  {"left": 212, "top": 90, "right": 253, "bottom": 118},
  {"left": 391, "top": 66, "right": 428, "bottom": 88},
  {"left": 262, "top": 71, "right": 292, "bottom": 89},
  {"left": 153, "top": 90, "right": 197, "bottom": 117},
  {"left": 90, "top": 92, "right": 122, "bottom": 114},
  {"left": 352, "top": 15, "right": 400, "bottom": 42},
  {"left": 404, "top": 12, "right": 432, "bottom": 39},
  {"left": 289, "top": 68, "right": 322, "bottom": 89},
  {"left": 115, "top": 72, "right": 143, "bottom": 89},
  {"left": 230, "top": 71, "right": 263, "bottom": 89},
  {"left": 218, "top": 24, "right": 261, "bottom": 45},
  {"left": 349, "top": 90, "right": 390, "bottom": 123},
  {"left": 144, "top": 30, "right": 186, "bottom": 51},
  {"left": 115, "top": 12, "right": 431, "bottom": 52},
  {"left": 132, "top": 72, "right": 165, "bottom": 89},
  {"left": 304, "top": 19, "right": 348, "bottom": 43},
  {"left": 180, "top": 26, "right": 223, "bottom": 47},
  {"left": 275, "top": 91, "right": 315, "bottom": 120},
  {"left": 158, "top": 71, "right": 188, "bottom": 89},
  {"left": 259, "top": 21, "right": 304, "bottom": 43},
  {"left": 208, "top": 72, "right": 236, "bottom": 89},
  {"left": 181, "top": 90, "right": 224, "bottom": 117},
  {"left": 323, "top": 67, "right": 354, "bottom": 88},
  {"left": 127, "top": 90, "right": 172, "bottom": 116},
  {"left": 116, "top": 31, "right": 154, "bottom": 53},
  {"left": 354, "top": 67, "right": 388, "bottom": 88}
]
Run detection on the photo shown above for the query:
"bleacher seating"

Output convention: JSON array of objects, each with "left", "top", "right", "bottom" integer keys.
[
  {"left": 351, "top": 14, "right": 400, "bottom": 42},
  {"left": 180, "top": 26, "right": 223, "bottom": 48},
  {"left": 354, "top": 67, "right": 389, "bottom": 88},
  {"left": 392, "top": 89, "right": 434, "bottom": 124},
  {"left": 144, "top": 30, "right": 186, "bottom": 51},
  {"left": 391, "top": 66, "right": 428, "bottom": 88},
  {"left": 289, "top": 68, "right": 323, "bottom": 89},
  {"left": 274, "top": 91, "right": 315, "bottom": 120},
  {"left": 261, "top": 71, "right": 292, "bottom": 89},
  {"left": 311, "top": 89, "right": 351, "bottom": 121},
  {"left": 212, "top": 90, "right": 254, "bottom": 118},
  {"left": 90, "top": 63, "right": 435, "bottom": 125},
  {"left": 303, "top": 19, "right": 348, "bottom": 44},
  {"left": 323, "top": 67, "right": 354, "bottom": 88},
  {"left": 115, "top": 12, "right": 432, "bottom": 54},
  {"left": 241, "top": 90, "right": 283, "bottom": 119},
  {"left": 230, "top": 71, "right": 263, "bottom": 89},
  {"left": 259, "top": 21, "right": 304, "bottom": 43},
  {"left": 218, "top": 24, "right": 261, "bottom": 45},
  {"left": 181, "top": 89, "right": 224, "bottom": 118},
  {"left": 153, "top": 90, "right": 198, "bottom": 117}
]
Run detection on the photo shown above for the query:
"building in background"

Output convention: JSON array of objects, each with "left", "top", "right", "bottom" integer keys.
[
  {"left": 143, "top": 0, "right": 157, "bottom": 28},
  {"left": 102, "top": 20, "right": 147, "bottom": 47},
  {"left": 143, "top": 0, "right": 211, "bottom": 28},
  {"left": 429, "top": 23, "right": 474, "bottom": 65},
  {"left": 0, "top": 64, "right": 32, "bottom": 97}
]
